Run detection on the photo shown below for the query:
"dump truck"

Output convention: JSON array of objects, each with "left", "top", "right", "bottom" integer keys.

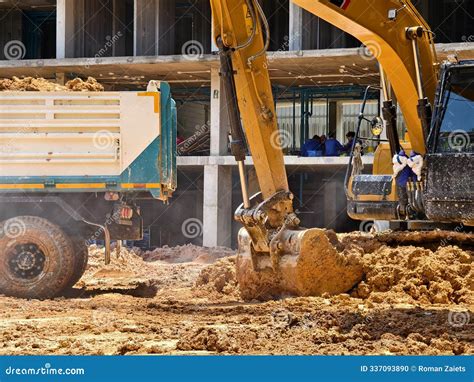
[{"left": 0, "top": 81, "right": 176, "bottom": 299}]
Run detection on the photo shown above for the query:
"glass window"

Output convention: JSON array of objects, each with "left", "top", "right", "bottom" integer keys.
[{"left": 436, "top": 67, "right": 474, "bottom": 153}]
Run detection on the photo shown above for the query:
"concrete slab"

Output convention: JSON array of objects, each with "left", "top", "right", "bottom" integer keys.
[{"left": 0, "top": 43, "right": 471, "bottom": 88}]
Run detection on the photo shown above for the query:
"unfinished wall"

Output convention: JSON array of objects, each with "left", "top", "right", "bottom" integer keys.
[
  {"left": 415, "top": 0, "right": 474, "bottom": 44},
  {"left": 260, "top": 0, "right": 290, "bottom": 51},
  {"left": 68, "top": 0, "right": 133, "bottom": 58},
  {"left": 176, "top": 101, "right": 209, "bottom": 138},
  {"left": 174, "top": 0, "right": 211, "bottom": 55},
  {"left": 301, "top": 10, "right": 359, "bottom": 50},
  {"left": 0, "top": 10, "right": 22, "bottom": 60},
  {"left": 134, "top": 0, "right": 175, "bottom": 56}
]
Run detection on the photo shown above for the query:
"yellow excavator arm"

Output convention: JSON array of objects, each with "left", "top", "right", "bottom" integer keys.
[
  {"left": 210, "top": 0, "right": 288, "bottom": 199},
  {"left": 209, "top": 0, "right": 442, "bottom": 300}
]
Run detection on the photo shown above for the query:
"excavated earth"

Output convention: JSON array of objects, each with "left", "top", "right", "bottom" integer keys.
[
  {"left": 0, "top": 232, "right": 472, "bottom": 355},
  {"left": 0, "top": 76, "right": 104, "bottom": 92}
]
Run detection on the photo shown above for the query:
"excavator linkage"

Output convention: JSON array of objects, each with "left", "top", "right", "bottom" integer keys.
[{"left": 236, "top": 227, "right": 364, "bottom": 300}]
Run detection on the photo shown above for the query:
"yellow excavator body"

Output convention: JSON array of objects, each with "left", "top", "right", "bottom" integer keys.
[{"left": 209, "top": 0, "right": 472, "bottom": 299}]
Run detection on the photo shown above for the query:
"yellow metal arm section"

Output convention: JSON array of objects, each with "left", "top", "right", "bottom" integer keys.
[
  {"left": 292, "top": 0, "right": 439, "bottom": 154},
  {"left": 210, "top": 0, "right": 289, "bottom": 199}
]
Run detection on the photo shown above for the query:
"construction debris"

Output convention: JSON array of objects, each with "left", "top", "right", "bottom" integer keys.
[
  {"left": 0, "top": 76, "right": 104, "bottom": 92},
  {"left": 0, "top": 237, "right": 471, "bottom": 355}
]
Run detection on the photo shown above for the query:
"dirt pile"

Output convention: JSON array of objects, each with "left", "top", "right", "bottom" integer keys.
[
  {"left": 195, "top": 257, "right": 239, "bottom": 297},
  {"left": 65, "top": 77, "right": 104, "bottom": 91},
  {"left": 353, "top": 244, "right": 473, "bottom": 305},
  {"left": 0, "top": 76, "right": 104, "bottom": 92},
  {"left": 0, "top": 237, "right": 472, "bottom": 356},
  {"left": 143, "top": 244, "right": 234, "bottom": 264}
]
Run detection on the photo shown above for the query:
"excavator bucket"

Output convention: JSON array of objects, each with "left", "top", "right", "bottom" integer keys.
[{"left": 236, "top": 227, "right": 364, "bottom": 300}]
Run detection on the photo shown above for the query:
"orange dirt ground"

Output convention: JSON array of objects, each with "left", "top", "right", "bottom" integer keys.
[{"left": 0, "top": 235, "right": 472, "bottom": 355}]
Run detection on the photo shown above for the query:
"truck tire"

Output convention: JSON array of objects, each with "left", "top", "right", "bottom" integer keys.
[
  {"left": 0, "top": 216, "right": 75, "bottom": 299},
  {"left": 66, "top": 238, "right": 89, "bottom": 288}
]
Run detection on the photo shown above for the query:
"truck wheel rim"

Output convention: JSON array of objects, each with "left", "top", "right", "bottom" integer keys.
[{"left": 8, "top": 244, "right": 46, "bottom": 279}]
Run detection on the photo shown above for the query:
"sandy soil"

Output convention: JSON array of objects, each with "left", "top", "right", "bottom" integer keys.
[
  {"left": 0, "top": 76, "right": 104, "bottom": 92},
  {"left": 0, "top": 237, "right": 472, "bottom": 355}
]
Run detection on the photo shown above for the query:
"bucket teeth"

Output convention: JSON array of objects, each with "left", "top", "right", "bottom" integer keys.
[{"left": 236, "top": 228, "right": 364, "bottom": 300}]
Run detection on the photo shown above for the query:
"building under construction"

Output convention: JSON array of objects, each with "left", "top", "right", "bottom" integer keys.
[{"left": 0, "top": 0, "right": 473, "bottom": 248}]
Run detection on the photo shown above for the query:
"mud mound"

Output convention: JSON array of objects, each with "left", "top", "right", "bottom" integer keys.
[
  {"left": 77, "top": 245, "right": 155, "bottom": 291},
  {"left": 352, "top": 245, "right": 473, "bottom": 305},
  {"left": 195, "top": 257, "right": 239, "bottom": 297},
  {"left": 65, "top": 77, "right": 104, "bottom": 92},
  {"left": 0, "top": 76, "right": 103, "bottom": 92},
  {"left": 0, "top": 76, "right": 65, "bottom": 91},
  {"left": 143, "top": 244, "right": 234, "bottom": 264},
  {"left": 86, "top": 245, "right": 147, "bottom": 275},
  {"left": 177, "top": 327, "right": 238, "bottom": 353}
]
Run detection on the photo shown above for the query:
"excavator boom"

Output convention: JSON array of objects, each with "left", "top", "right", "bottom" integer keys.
[{"left": 209, "top": 0, "right": 470, "bottom": 300}]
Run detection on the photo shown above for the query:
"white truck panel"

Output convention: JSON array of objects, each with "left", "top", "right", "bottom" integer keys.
[{"left": 0, "top": 91, "right": 160, "bottom": 177}]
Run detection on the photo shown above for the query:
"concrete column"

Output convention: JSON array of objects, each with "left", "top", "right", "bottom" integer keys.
[
  {"left": 203, "top": 165, "right": 233, "bottom": 247},
  {"left": 210, "top": 67, "right": 230, "bottom": 156},
  {"left": 56, "top": 0, "right": 75, "bottom": 58},
  {"left": 211, "top": 19, "right": 218, "bottom": 52},
  {"left": 328, "top": 101, "right": 338, "bottom": 138},
  {"left": 289, "top": 3, "right": 303, "bottom": 51}
]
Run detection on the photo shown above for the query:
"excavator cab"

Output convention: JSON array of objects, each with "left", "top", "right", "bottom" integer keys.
[
  {"left": 346, "top": 61, "right": 474, "bottom": 228},
  {"left": 424, "top": 61, "right": 474, "bottom": 225}
]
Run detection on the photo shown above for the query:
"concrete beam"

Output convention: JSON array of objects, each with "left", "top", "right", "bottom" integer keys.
[
  {"left": 203, "top": 165, "right": 233, "bottom": 247},
  {"left": 56, "top": 0, "right": 75, "bottom": 59},
  {"left": 177, "top": 155, "right": 375, "bottom": 167},
  {"left": 210, "top": 67, "right": 231, "bottom": 156}
]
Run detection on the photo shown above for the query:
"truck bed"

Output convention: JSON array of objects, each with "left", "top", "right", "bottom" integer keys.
[{"left": 0, "top": 82, "right": 176, "bottom": 201}]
